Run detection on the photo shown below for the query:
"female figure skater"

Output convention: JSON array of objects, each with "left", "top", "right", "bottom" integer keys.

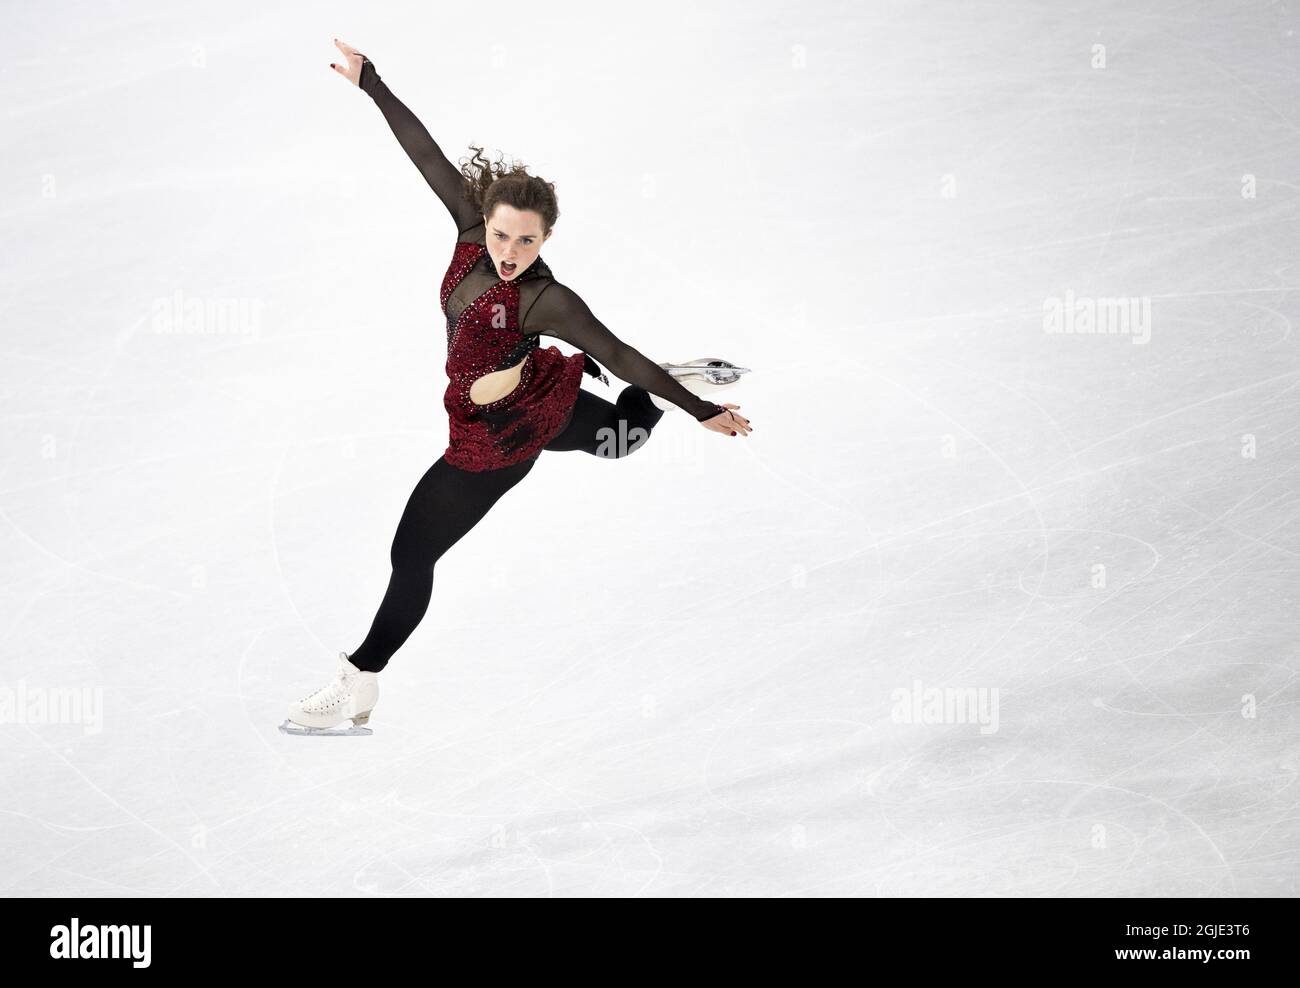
[{"left": 281, "top": 40, "right": 752, "bottom": 735}]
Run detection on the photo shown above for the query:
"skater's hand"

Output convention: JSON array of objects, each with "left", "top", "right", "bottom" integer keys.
[
  {"left": 702, "top": 403, "right": 751, "bottom": 437},
  {"left": 328, "top": 38, "right": 367, "bottom": 86}
]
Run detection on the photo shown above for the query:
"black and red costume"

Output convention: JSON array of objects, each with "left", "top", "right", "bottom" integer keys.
[
  {"left": 344, "top": 57, "right": 727, "bottom": 672},
  {"left": 360, "top": 57, "right": 726, "bottom": 472}
]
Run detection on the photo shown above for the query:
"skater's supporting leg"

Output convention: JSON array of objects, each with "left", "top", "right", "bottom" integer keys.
[
  {"left": 543, "top": 385, "right": 664, "bottom": 457},
  {"left": 349, "top": 455, "right": 536, "bottom": 672}
]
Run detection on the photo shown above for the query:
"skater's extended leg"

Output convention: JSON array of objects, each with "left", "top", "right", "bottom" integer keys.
[
  {"left": 348, "top": 455, "right": 535, "bottom": 672},
  {"left": 543, "top": 385, "right": 664, "bottom": 457}
]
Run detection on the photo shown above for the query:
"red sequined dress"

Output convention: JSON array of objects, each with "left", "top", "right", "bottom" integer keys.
[
  {"left": 439, "top": 240, "right": 589, "bottom": 470},
  {"left": 360, "top": 57, "right": 727, "bottom": 472}
]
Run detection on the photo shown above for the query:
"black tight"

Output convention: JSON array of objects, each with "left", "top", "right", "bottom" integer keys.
[
  {"left": 348, "top": 385, "right": 664, "bottom": 672},
  {"left": 345, "top": 455, "right": 536, "bottom": 672},
  {"left": 541, "top": 379, "right": 664, "bottom": 456}
]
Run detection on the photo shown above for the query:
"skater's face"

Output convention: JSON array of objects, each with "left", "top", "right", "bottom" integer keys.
[{"left": 484, "top": 204, "right": 551, "bottom": 281}]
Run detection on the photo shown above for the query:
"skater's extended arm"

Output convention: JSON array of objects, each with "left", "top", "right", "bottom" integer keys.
[
  {"left": 526, "top": 282, "right": 724, "bottom": 422},
  {"left": 331, "top": 41, "right": 483, "bottom": 238}
]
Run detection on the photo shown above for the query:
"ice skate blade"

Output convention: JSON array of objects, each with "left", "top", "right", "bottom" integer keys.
[
  {"left": 659, "top": 358, "right": 751, "bottom": 386},
  {"left": 278, "top": 718, "right": 373, "bottom": 737}
]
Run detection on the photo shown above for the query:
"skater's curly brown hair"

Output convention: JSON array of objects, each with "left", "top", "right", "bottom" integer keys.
[{"left": 460, "top": 145, "right": 560, "bottom": 234}]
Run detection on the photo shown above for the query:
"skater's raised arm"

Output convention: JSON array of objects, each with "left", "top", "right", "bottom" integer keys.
[
  {"left": 329, "top": 39, "right": 484, "bottom": 238},
  {"left": 526, "top": 282, "right": 732, "bottom": 425}
]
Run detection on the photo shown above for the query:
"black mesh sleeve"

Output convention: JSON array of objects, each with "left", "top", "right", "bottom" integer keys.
[
  {"left": 359, "top": 59, "right": 485, "bottom": 238},
  {"left": 525, "top": 282, "right": 725, "bottom": 422}
]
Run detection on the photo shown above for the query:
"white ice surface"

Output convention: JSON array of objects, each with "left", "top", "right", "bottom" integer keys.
[{"left": 2, "top": 0, "right": 1299, "bottom": 896}]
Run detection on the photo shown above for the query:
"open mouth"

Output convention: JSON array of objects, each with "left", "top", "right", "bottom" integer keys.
[{"left": 500, "top": 260, "right": 517, "bottom": 275}]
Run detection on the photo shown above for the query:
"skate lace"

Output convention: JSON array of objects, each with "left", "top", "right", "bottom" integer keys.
[{"left": 300, "top": 667, "right": 358, "bottom": 712}]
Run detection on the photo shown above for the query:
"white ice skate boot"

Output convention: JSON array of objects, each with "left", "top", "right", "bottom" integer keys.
[
  {"left": 279, "top": 651, "right": 379, "bottom": 736},
  {"left": 649, "top": 358, "right": 752, "bottom": 411}
]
